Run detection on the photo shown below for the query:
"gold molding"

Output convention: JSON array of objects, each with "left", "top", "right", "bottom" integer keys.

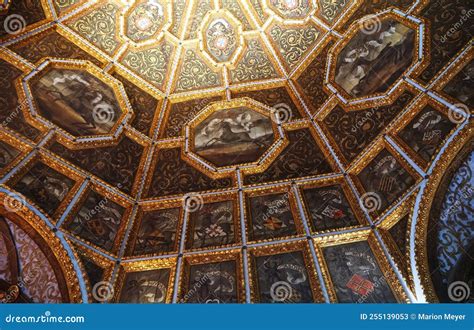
[
  {"left": 0, "top": 192, "right": 82, "bottom": 302},
  {"left": 313, "top": 230, "right": 410, "bottom": 303},
  {"left": 413, "top": 122, "right": 473, "bottom": 302}
]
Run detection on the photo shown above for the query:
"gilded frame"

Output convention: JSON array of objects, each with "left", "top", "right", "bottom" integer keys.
[
  {"left": 325, "top": 9, "right": 428, "bottom": 110},
  {"left": 4, "top": 151, "right": 84, "bottom": 223},
  {"left": 413, "top": 123, "right": 473, "bottom": 302},
  {"left": 61, "top": 181, "right": 135, "bottom": 257},
  {"left": 243, "top": 183, "right": 306, "bottom": 244},
  {"left": 113, "top": 257, "right": 178, "bottom": 303},
  {"left": 177, "top": 249, "right": 245, "bottom": 303},
  {"left": 247, "top": 239, "right": 325, "bottom": 303},
  {"left": 313, "top": 230, "right": 410, "bottom": 303},
  {"left": 297, "top": 175, "right": 369, "bottom": 234}
]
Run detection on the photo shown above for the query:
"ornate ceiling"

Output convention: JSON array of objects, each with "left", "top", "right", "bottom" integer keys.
[{"left": 0, "top": 0, "right": 472, "bottom": 304}]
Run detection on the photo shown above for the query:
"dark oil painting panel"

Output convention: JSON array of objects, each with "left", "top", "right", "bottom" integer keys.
[
  {"left": 253, "top": 250, "right": 314, "bottom": 303},
  {"left": 119, "top": 268, "right": 171, "bottom": 303},
  {"left": 398, "top": 105, "right": 456, "bottom": 163},
  {"left": 12, "top": 162, "right": 75, "bottom": 216},
  {"left": 442, "top": 60, "right": 474, "bottom": 108},
  {"left": 65, "top": 190, "right": 125, "bottom": 252},
  {"left": 186, "top": 201, "right": 236, "bottom": 250},
  {"left": 131, "top": 208, "right": 181, "bottom": 256},
  {"left": 0, "top": 141, "right": 21, "bottom": 170},
  {"left": 193, "top": 107, "right": 274, "bottom": 167},
  {"left": 301, "top": 185, "right": 359, "bottom": 232},
  {"left": 357, "top": 149, "right": 416, "bottom": 213},
  {"left": 335, "top": 19, "right": 415, "bottom": 97},
  {"left": 31, "top": 68, "right": 122, "bottom": 137},
  {"left": 322, "top": 241, "right": 397, "bottom": 303},
  {"left": 181, "top": 260, "right": 239, "bottom": 303},
  {"left": 248, "top": 192, "right": 297, "bottom": 241}
]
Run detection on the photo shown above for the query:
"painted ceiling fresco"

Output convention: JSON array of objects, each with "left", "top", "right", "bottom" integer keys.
[{"left": 0, "top": 0, "right": 472, "bottom": 304}]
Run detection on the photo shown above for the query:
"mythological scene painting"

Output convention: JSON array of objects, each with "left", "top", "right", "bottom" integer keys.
[
  {"left": 335, "top": 19, "right": 416, "bottom": 98},
  {"left": 193, "top": 107, "right": 274, "bottom": 167},
  {"left": 322, "top": 241, "right": 397, "bottom": 303},
  {"left": 118, "top": 269, "right": 171, "bottom": 303},
  {"left": 31, "top": 68, "right": 122, "bottom": 137}
]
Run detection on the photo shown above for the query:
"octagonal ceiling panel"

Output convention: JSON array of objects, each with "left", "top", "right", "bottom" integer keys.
[
  {"left": 327, "top": 11, "right": 424, "bottom": 108},
  {"left": 334, "top": 19, "right": 415, "bottom": 97},
  {"left": 186, "top": 98, "right": 282, "bottom": 171},
  {"left": 23, "top": 60, "right": 130, "bottom": 141}
]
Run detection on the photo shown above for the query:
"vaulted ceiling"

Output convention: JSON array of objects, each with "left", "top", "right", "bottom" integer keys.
[{"left": 0, "top": 0, "right": 472, "bottom": 303}]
